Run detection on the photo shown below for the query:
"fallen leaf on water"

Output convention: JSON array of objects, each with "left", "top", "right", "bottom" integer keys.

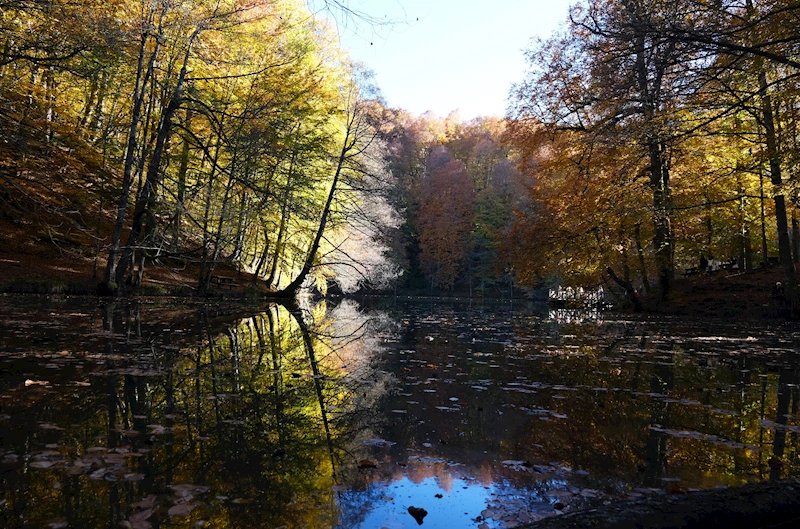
[
  {"left": 169, "top": 484, "right": 210, "bottom": 497},
  {"left": 88, "top": 468, "right": 108, "bottom": 480},
  {"left": 362, "top": 439, "right": 396, "bottom": 447},
  {"left": 130, "top": 496, "right": 156, "bottom": 510},
  {"left": 168, "top": 503, "right": 196, "bottom": 517},
  {"left": 39, "top": 423, "right": 62, "bottom": 431},
  {"left": 129, "top": 509, "right": 153, "bottom": 523},
  {"left": 549, "top": 490, "right": 572, "bottom": 499},
  {"left": 146, "top": 425, "right": 168, "bottom": 435}
]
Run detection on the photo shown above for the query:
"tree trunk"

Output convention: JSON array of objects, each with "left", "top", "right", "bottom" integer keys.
[
  {"left": 266, "top": 193, "right": 291, "bottom": 289},
  {"left": 631, "top": 24, "right": 673, "bottom": 300},
  {"left": 203, "top": 159, "right": 238, "bottom": 289},
  {"left": 199, "top": 139, "right": 222, "bottom": 292},
  {"left": 231, "top": 190, "right": 248, "bottom": 263},
  {"left": 760, "top": 164, "right": 769, "bottom": 265},
  {"left": 252, "top": 227, "right": 271, "bottom": 285},
  {"left": 115, "top": 32, "right": 199, "bottom": 290},
  {"left": 607, "top": 266, "right": 642, "bottom": 312},
  {"left": 792, "top": 208, "right": 799, "bottom": 264},
  {"left": 102, "top": 23, "right": 162, "bottom": 294},
  {"left": 170, "top": 110, "right": 192, "bottom": 251},
  {"left": 649, "top": 141, "right": 673, "bottom": 301},
  {"left": 635, "top": 223, "right": 651, "bottom": 293},
  {"left": 759, "top": 69, "right": 797, "bottom": 294}
]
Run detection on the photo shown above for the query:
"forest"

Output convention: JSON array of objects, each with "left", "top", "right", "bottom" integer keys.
[
  {"left": 1, "top": 0, "right": 800, "bottom": 306},
  {"left": 6, "top": 2, "right": 800, "bottom": 528}
]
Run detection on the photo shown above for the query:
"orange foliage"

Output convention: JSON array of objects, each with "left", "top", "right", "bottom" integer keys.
[{"left": 416, "top": 150, "right": 475, "bottom": 288}]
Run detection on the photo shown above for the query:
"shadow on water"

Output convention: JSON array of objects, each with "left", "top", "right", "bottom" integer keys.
[{"left": 1, "top": 296, "right": 800, "bottom": 528}]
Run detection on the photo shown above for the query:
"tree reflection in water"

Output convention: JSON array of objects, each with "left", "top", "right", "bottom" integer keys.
[
  {"left": 0, "top": 299, "right": 392, "bottom": 528},
  {"left": 2, "top": 299, "right": 800, "bottom": 528}
]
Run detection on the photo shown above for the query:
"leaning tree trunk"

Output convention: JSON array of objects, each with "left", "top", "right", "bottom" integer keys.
[{"left": 276, "top": 133, "right": 353, "bottom": 298}]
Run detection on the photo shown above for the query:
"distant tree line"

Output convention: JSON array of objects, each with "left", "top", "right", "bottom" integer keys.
[{"left": 379, "top": 111, "right": 524, "bottom": 295}]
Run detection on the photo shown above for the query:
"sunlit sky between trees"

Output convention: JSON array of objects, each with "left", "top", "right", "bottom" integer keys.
[{"left": 321, "top": 0, "right": 573, "bottom": 120}]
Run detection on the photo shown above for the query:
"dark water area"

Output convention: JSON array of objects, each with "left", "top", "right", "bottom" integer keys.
[{"left": 0, "top": 295, "right": 799, "bottom": 529}]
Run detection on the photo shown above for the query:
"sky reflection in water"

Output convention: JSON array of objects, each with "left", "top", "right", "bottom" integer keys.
[{"left": 0, "top": 296, "right": 798, "bottom": 528}]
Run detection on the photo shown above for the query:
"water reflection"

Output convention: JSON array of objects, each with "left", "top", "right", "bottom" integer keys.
[
  {"left": 547, "top": 308, "right": 603, "bottom": 324},
  {"left": 1, "top": 297, "right": 800, "bottom": 528},
  {"left": 0, "top": 298, "right": 392, "bottom": 528}
]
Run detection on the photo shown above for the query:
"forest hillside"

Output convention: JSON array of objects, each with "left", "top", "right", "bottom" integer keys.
[{"left": 2, "top": 0, "right": 800, "bottom": 314}]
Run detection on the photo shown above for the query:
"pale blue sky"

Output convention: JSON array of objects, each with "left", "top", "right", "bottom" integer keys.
[{"left": 325, "top": 0, "right": 574, "bottom": 120}]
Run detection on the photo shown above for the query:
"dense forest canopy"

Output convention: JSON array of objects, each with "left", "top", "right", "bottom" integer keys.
[
  {"left": 2, "top": 0, "right": 800, "bottom": 303},
  {"left": 0, "top": 0, "right": 400, "bottom": 296},
  {"left": 507, "top": 0, "right": 800, "bottom": 305}
]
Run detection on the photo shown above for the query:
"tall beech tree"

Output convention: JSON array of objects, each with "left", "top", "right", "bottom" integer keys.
[{"left": 277, "top": 70, "right": 386, "bottom": 297}]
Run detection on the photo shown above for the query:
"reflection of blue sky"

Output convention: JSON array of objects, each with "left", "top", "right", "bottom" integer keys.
[
  {"left": 337, "top": 477, "right": 498, "bottom": 529},
  {"left": 336, "top": 476, "right": 570, "bottom": 529},
  {"left": 329, "top": 302, "right": 800, "bottom": 527}
]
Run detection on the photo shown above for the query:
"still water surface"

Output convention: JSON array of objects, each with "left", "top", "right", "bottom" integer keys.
[{"left": 0, "top": 296, "right": 798, "bottom": 528}]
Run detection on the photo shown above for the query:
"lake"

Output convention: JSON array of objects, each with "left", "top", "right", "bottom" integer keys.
[{"left": 0, "top": 295, "right": 798, "bottom": 528}]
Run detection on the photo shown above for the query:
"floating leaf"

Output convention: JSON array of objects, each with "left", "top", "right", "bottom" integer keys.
[{"left": 168, "top": 503, "right": 196, "bottom": 517}]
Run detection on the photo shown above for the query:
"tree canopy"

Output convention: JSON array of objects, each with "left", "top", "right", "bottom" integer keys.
[{"left": 506, "top": 0, "right": 800, "bottom": 304}]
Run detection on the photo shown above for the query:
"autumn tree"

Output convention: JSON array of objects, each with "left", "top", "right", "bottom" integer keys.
[{"left": 416, "top": 147, "right": 475, "bottom": 289}]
